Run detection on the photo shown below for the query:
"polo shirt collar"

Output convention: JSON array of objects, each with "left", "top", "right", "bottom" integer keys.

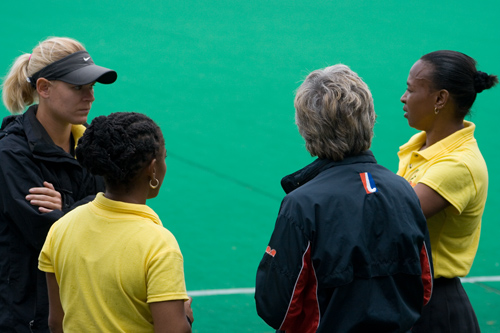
[
  {"left": 92, "top": 192, "right": 162, "bottom": 226},
  {"left": 399, "top": 121, "right": 475, "bottom": 161}
]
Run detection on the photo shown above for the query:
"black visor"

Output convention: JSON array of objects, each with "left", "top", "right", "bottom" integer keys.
[{"left": 28, "top": 50, "right": 117, "bottom": 87}]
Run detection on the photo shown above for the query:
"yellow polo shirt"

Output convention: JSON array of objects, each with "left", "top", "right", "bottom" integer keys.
[
  {"left": 397, "top": 121, "right": 488, "bottom": 278},
  {"left": 39, "top": 193, "right": 188, "bottom": 332}
]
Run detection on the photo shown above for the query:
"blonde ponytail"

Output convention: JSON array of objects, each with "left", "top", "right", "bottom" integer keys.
[
  {"left": 2, "top": 54, "right": 34, "bottom": 114},
  {"left": 1, "top": 37, "right": 85, "bottom": 114}
]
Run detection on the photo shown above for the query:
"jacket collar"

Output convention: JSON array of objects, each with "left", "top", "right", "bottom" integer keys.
[
  {"left": 281, "top": 150, "right": 377, "bottom": 194},
  {"left": 24, "top": 105, "right": 55, "bottom": 150},
  {"left": 0, "top": 115, "right": 17, "bottom": 131},
  {"left": 21, "top": 105, "right": 70, "bottom": 157},
  {"left": 1, "top": 105, "right": 88, "bottom": 163},
  {"left": 26, "top": 105, "right": 90, "bottom": 159}
]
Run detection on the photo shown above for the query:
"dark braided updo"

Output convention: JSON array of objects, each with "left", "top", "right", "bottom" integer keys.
[{"left": 76, "top": 112, "right": 164, "bottom": 188}]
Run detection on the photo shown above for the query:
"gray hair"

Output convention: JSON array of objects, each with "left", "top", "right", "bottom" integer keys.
[{"left": 294, "top": 64, "right": 376, "bottom": 161}]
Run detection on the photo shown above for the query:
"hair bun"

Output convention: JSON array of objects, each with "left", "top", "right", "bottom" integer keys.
[
  {"left": 474, "top": 71, "right": 499, "bottom": 93},
  {"left": 474, "top": 71, "right": 488, "bottom": 93}
]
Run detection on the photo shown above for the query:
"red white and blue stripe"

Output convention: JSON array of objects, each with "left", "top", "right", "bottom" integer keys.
[{"left": 360, "top": 172, "right": 378, "bottom": 194}]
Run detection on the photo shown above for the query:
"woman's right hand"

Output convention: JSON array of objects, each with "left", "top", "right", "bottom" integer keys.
[{"left": 26, "top": 181, "right": 63, "bottom": 212}]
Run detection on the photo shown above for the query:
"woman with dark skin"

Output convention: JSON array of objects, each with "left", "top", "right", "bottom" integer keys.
[
  {"left": 39, "top": 112, "right": 193, "bottom": 333},
  {"left": 398, "top": 50, "right": 497, "bottom": 332}
]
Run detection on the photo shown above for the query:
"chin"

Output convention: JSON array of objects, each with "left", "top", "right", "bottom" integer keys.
[
  {"left": 71, "top": 116, "right": 89, "bottom": 125},
  {"left": 408, "top": 122, "right": 424, "bottom": 132}
]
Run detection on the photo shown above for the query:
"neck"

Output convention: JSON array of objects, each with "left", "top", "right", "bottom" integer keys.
[
  {"left": 104, "top": 192, "right": 147, "bottom": 205},
  {"left": 103, "top": 180, "right": 150, "bottom": 205},
  {"left": 36, "top": 105, "right": 73, "bottom": 153},
  {"left": 421, "top": 119, "right": 464, "bottom": 150}
]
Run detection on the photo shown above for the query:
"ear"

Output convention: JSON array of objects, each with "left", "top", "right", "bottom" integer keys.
[
  {"left": 147, "top": 158, "right": 157, "bottom": 179},
  {"left": 36, "top": 78, "right": 52, "bottom": 99},
  {"left": 435, "top": 89, "right": 450, "bottom": 109}
]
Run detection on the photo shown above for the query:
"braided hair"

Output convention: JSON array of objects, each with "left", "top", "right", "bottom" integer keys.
[
  {"left": 76, "top": 112, "right": 164, "bottom": 188},
  {"left": 420, "top": 50, "right": 498, "bottom": 117}
]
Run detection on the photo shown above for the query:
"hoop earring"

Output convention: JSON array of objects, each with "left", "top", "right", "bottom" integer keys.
[
  {"left": 434, "top": 107, "right": 440, "bottom": 115},
  {"left": 149, "top": 177, "right": 159, "bottom": 189}
]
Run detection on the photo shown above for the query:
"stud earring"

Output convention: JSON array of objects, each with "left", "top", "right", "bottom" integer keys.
[{"left": 434, "top": 107, "right": 440, "bottom": 115}]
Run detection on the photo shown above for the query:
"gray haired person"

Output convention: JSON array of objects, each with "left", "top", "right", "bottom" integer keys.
[{"left": 255, "top": 64, "right": 433, "bottom": 333}]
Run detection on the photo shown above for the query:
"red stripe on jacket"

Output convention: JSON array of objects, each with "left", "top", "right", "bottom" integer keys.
[
  {"left": 279, "top": 243, "right": 320, "bottom": 333},
  {"left": 420, "top": 242, "right": 433, "bottom": 305}
]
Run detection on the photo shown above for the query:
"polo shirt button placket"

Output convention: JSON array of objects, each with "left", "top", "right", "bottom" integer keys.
[{"left": 409, "top": 153, "right": 421, "bottom": 169}]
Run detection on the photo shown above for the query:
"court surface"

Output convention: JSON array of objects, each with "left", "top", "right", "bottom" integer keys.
[{"left": 1, "top": 1, "right": 499, "bottom": 331}]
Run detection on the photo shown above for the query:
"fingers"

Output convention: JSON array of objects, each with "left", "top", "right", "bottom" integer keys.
[
  {"left": 26, "top": 182, "right": 63, "bottom": 212},
  {"left": 28, "top": 183, "right": 60, "bottom": 196},
  {"left": 26, "top": 197, "right": 61, "bottom": 212},
  {"left": 38, "top": 206, "right": 54, "bottom": 213},
  {"left": 43, "top": 181, "right": 56, "bottom": 190}
]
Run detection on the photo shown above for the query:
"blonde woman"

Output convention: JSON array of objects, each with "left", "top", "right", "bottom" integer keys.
[{"left": 0, "top": 37, "right": 116, "bottom": 332}]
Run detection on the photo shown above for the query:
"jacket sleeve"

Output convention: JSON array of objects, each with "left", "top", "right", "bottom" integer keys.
[
  {"left": 0, "top": 148, "right": 67, "bottom": 251},
  {"left": 60, "top": 173, "right": 104, "bottom": 213},
  {"left": 255, "top": 200, "right": 320, "bottom": 333}
]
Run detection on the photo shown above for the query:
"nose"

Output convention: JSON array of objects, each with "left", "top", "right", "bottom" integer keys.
[
  {"left": 83, "top": 87, "right": 95, "bottom": 102},
  {"left": 400, "top": 91, "right": 407, "bottom": 104}
]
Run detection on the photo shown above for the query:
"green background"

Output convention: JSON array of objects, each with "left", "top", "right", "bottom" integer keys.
[{"left": 1, "top": 1, "right": 499, "bottom": 331}]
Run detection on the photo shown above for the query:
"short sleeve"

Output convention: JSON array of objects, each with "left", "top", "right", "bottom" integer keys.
[
  {"left": 418, "top": 158, "right": 475, "bottom": 214},
  {"left": 146, "top": 249, "right": 188, "bottom": 303},
  {"left": 38, "top": 224, "right": 56, "bottom": 273}
]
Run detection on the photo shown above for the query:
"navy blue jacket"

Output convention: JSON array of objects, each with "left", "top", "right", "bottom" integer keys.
[
  {"left": 255, "top": 151, "right": 432, "bottom": 333},
  {"left": 0, "top": 106, "right": 104, "bottom": 332}
]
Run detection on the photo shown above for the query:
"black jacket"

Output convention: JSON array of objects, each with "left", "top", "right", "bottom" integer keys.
[
  {"left": 0, "top": 105, "right": 104, "bottom": 332},
  {"left": 255, "top": 151, "right": 433, "bottom": 333}
]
